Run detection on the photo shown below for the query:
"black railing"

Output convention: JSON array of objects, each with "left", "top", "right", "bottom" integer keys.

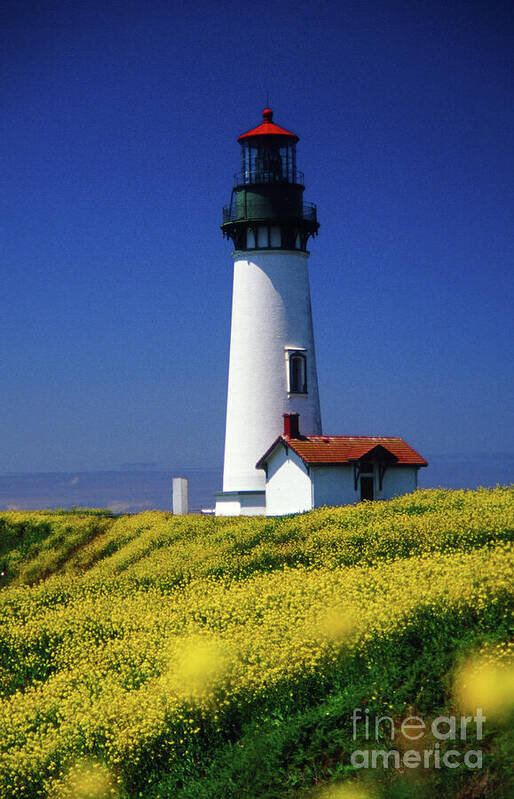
[
  {"left": 233, "top": 169, "right": 305, "bottom": 187},
  {"left": 222, "top": 201, "right": 317, "bottom": 225}
]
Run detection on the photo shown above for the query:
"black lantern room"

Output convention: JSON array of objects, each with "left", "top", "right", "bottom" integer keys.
[{"left": 221, "top": 109, "right": 319, "bottom": 251}]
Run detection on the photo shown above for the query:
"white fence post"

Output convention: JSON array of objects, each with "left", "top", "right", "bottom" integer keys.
[{"left": 172, "top": 477, "right": 188, "bottom": 515}]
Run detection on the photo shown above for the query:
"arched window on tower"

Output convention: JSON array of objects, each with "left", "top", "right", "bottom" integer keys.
[{"left": 289, "top": 352, "right": 307, "bottom": 394}]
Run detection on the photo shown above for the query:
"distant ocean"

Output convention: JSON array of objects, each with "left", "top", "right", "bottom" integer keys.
[
  {"left": 0, "top": 469, "right": 221, "bottom": 514},
  {"left": 0, "top": 455, "right": 512, "bottom": 514}
]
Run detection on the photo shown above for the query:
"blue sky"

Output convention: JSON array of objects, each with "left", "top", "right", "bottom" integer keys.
[{"left": 1, "top": 0, "right": 513, "bottom": 475}]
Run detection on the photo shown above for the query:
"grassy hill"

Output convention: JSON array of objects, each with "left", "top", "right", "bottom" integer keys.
[{"left": 0, "top": 488, "right": 513, "bottom": 799}]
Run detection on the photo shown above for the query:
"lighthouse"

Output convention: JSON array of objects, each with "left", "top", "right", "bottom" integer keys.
[{"left": 215, "top": 108, "right": 322, "bottom": 516}]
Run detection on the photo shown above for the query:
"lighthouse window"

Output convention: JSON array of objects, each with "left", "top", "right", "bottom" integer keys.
[
  {"left": 289, "top": 352, "right": 307, "bottom": 394},
  {"left": 257, "top": 226, "right": 268, "bottom": 247},
  {"left": 270, "top": 226, "right": 281, "bottom": 247}
]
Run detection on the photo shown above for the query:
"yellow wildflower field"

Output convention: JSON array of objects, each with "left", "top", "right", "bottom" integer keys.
[{"left": 0, "top": 487, "right": 512, "bottom": 798}]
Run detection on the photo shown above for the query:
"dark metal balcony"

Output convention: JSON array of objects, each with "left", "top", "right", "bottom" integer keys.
[
  {"left": 233, "top": 168, "right": 305, "bottom": 187},
  {"left": 222, "top": 201, "right": 317, "bottom": 225}
]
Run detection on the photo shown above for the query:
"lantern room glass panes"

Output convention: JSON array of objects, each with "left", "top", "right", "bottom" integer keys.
[{"left": 241, "top": 141, "right": 298, "bottom": 184}]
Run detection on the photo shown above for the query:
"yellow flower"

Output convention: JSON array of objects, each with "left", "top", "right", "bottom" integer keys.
[{"left": 454, "top": 644, "right": 514, "bottom": 721}]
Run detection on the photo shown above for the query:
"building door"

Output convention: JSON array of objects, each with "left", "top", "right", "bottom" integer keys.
[{"left": 360, "top": 477, "right": 374, "bottom": 501}]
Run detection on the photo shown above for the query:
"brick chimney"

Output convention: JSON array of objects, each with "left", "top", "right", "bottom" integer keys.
[{"left": 283, "top": 412, "right": 300, "bottom": 438}]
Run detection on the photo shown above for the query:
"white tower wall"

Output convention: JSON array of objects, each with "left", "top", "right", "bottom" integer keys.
[{"left": 222, "top": 248, "right": 322, "bottom": 493}]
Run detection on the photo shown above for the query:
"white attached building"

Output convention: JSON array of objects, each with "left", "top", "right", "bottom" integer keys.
[{"left": 256, "top": 414, "right": 427, "bottom": 516}]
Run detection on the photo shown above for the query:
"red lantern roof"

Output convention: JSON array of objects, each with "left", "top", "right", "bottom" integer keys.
[{"left": 237, "top": 108, "right": 299, "bottom": 143}]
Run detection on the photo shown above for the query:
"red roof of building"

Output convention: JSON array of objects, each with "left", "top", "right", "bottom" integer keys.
[
  {"left": 238, "top": 108, "right": 299, "bottom": 143},
  {"left": 257, "top": 435, "right": 428, "bottom": 469}
]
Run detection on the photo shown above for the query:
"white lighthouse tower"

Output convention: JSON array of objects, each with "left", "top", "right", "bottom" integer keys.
[{"left": 215, "top": 108, "right": 322, "bottom": 516}]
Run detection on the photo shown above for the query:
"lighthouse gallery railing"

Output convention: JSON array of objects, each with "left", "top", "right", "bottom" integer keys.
[
  {"left": 222, "top": 201, "right": 317, "bottom": 225},
  {"left": 233, "top": 168, "right": 305, "bottom": 187}
]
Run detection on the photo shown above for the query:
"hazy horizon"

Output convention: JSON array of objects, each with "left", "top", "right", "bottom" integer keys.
[{"left": 1, "top": 453, "right": 512, "bottom": 514}]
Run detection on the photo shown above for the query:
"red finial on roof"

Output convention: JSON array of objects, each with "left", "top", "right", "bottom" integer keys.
[{"left": 262, "top": 108, "right": 273, "bottom": 122}]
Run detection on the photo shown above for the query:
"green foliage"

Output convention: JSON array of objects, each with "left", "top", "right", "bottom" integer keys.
[
  {"left": 0, "top": 488, "right": 512, "bottom": 798},
  {"left": 0, "top": 512, "right": 115, "bottom": 586}
]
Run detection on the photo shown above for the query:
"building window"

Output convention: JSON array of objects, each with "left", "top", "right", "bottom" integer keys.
[{"left": 289, "top": 352, "right": 307, "bottom": 394}]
